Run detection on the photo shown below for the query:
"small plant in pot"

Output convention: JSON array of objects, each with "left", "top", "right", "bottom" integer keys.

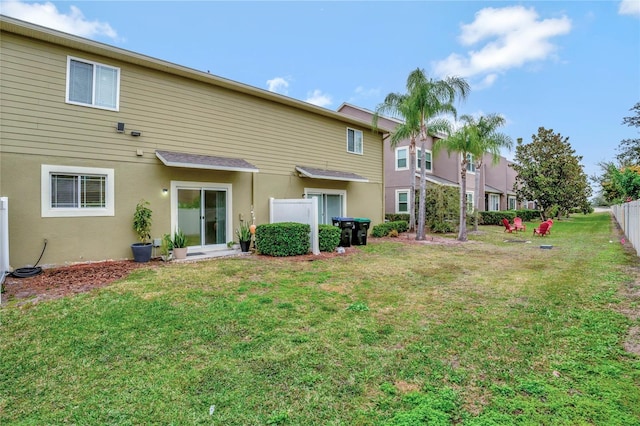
[
  {"left": 160, "top": 234, "right": 173, "bottom": 262},
  {"left": 171, "top": 227, "right": 188, "bottom": 260},
  {"left": 131, "top": 199, "right": 153, "bottom": 262},
  {"left": 235, "top": 221, "right": 251, "bottom": 252}
]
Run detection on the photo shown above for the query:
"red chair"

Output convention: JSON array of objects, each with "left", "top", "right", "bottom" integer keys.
[
  {"left": 502, "top": 218, "right": 516, "bottom": 233},
  {"left": 546, "top": 219, "right": 553, "bottom": 234},
  {"left": 513, "top": 217, "right": 526, "bottom": 232},
  {"left": 533, "top": 221, "right": 551, "bottom": 236}
]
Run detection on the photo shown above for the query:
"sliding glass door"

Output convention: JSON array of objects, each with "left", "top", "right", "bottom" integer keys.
[{"left": 174, "top": 183, "right": 231, "bottom": 249}]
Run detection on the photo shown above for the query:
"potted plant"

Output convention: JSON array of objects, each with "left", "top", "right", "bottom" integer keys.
[
  {"left": 171, "top": 227, "right": 188, "bottom": 259},
  {"left": 131, "top": 199, "right": 153, "bottom": 262},
  {"left": 235, "top": 221, "right": 251, "bottom": 252}
]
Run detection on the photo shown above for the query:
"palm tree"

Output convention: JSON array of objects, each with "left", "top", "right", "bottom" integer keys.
[
  {"left": 457, "top": 114, "right": 513, "bottom": 231},
  {"left": 374, "top": 68, "right": 470, "bottom": 239},
  {"left": 373, "top": 93, "right": 421, "bottom": 232},
  {"left": 434, "top": 124, "right": 481, "bottom": 242},
  {"left": 406, "top": 69, "right": 470, "bottom": 240}
]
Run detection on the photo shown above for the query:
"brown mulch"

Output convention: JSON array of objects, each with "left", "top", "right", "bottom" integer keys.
[{"left": 2, "top": 260, "right": 160, "bottom": 304}]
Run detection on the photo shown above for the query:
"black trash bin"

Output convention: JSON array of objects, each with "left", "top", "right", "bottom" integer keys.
[
  {"left": 352, "top": 218, "right": 371, "bottom": 245},
  {"left": 332, "top": 216, "right": 354, "bottom": 247}
]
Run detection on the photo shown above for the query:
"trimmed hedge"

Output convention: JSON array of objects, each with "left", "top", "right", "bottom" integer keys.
[
  {"left": 319, "top": 224, "right": 340, "bottom": 252},
  {"left": 513, "top": 209, "right": 540, "bottom": 221},
  {"left": 255, "top": 222, "right": 310, "bottom": 256},
  {"left": 479, "top": 211, "right": 516, "bottom": 225},
  {"left": 371, "top": 220, "right": 408, "bottom": 237}
]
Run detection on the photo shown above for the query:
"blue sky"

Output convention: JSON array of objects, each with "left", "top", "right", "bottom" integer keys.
[{"left": 2, "top": 0, "right": 639, "bottom": 188}]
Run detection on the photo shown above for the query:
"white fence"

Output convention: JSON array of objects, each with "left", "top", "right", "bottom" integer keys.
[
  {"left": 269, "top": 197, "right": 319, "bottom": 255},
  {"left": 611, "top": 200, "right": 640, "bottom": 257}
]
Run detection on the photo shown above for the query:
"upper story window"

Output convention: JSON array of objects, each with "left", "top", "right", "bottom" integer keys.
[
  {"left": 466, "top": 153, "right": 476, "bottom": 173},
  {"left": 347, "top": 128, "right": 363, "bottom": 155},
  {"left": 66, "top": 56, "right": 120, "bottom": 111},
  {"left": 41, "top": 165, "right": 115, "bottom": 217},
  {"left": 396, "top": 147, "right": 408, "bottom": 170},
  {"left": 417, "top": 148, "right": 433, "bottom": 172}
]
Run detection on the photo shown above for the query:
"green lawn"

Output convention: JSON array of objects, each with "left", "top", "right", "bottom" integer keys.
[{"left": 2, "top": 213, "right": 639, "bottom": 425}]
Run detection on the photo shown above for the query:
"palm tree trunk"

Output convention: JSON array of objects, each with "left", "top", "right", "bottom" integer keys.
[
  {"left": 417, "top": 141, "right": 427, "bottom": 240},
  {"left": 473, "top": 161, "right": 482, "bottom": 232},
  {"left": 408, "top": 139, "right": 416, "bottom": 232},
  {"left": 458, "top": 166, "right": 468, "bottom": 242}
]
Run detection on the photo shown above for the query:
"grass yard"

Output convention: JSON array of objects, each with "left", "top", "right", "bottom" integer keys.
[{"left": 1, "top": 213, "right": 639, "bottom": 425}]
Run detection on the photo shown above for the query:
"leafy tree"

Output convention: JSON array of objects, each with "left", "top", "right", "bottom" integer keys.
[
  {"left": 511, "top": 127, "right": 592, "bottom": 220},
  {"left": 457, "top": 113, "right": 513, "bottom": 232},
  {"left": 597, "top": 162, "right": 640, "bottom": 203},
  {"left": 374, "top": 68, "right": 469, "bottom": 240},
  {"left": 616, "top": 102, "right": 640, "bottom": 166}
]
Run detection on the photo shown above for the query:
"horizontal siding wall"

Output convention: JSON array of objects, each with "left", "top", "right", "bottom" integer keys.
[{"left": 1, "top": 33, "right": 383, "bottom": 183}]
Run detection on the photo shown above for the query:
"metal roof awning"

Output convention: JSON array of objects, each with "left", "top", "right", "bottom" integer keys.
[
  {"left": 485, "top": 185, "right": 503, "bottom": 194},
  {"left": 156, "top": 150, "right": 259, "bottom": 173},
  {"left": 295, "top": 166, "right": 369, "bottom": 183}
]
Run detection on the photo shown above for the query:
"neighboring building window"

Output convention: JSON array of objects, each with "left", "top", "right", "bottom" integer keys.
[
  {"left": 396, "top": 147, "right": 408, "bottom": 170},
  {"left": 508, "top": 196, "right": 517, "bottom": 210},
  {"left": 466, "top": 192, "right": 474, "bottom": 213},
  {"left": 416, "top": 148, "right": 433, "bottom": 172},
  {"left": 42, "top": 165, "right": 115, "bottom": 217},
  {"left": 466, "top": 154, "right": 476, "bottom": 173},
  {"left": 396, "top": 190, "right": 409, "bottom": 213},
  {"left": 489, "top": 194, "right": 500, "bottom": 211},
  {"left": 347, "top": 128, "right": 363, "bottom": 154},
  {"left": 66, "top": 56, "right": 120, "bottom": 110}
]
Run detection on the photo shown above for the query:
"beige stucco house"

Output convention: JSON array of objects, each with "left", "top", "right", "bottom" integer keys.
[
  {"left": 337, "top": 103, "right": 520, "bottom": 215},
  {"left": 0, "top": 16, "right": 385, "bottom": 268}
]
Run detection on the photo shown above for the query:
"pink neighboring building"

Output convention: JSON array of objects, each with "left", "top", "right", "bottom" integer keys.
[{"left": 337, "top": 103, "right": 523, "bottom": 216}]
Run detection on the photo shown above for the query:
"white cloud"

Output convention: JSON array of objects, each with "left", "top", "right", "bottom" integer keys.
[
  {"left": 619, "top": 0, "right": 640, "bottom": 17},
  {"left": 432, "top": 6, "right": 571, "bottom": 88},
  {"left": 266, "top": 77, "right": 290, "bottom": 95},
  {"left": 1, "top": 0, "right": 118, "bottom": 40},
  {"left": 305, "top": 89, "right": 332, "bottom": 107}
]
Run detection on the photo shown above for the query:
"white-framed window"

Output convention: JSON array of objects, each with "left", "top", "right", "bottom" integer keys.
[
  {"left": 466, "top": 192, "right": 474, "bottom": 213},
  {"left": 41, "top": 165, "right": 115, "bottom": 217},
  {"left": 488, "top": 194, "right": 500, "bottom": 211},
  {"left": 396, "top": 190, "right": 409, "bottom": 213},
  {"left": 66, "top": 56, "right": 120, "bottom": 111},
  {"left": 396, "top": 147, "right": 408, "bottom": 170},
  {"left": 508, "top": 196, "right": 517, "bottom": 210},
  {"left": 347, "top": 128, "right": 363, "bottom": 155},
  {"left": 465, "top": 153, "right": 476, "bottom": 173},
  {"left": 417, "top": 148, "right": 433, "bottom": 172}
]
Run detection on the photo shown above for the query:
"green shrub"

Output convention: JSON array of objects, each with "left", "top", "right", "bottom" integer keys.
[
  {"left": 385, "top": 213, "right": 410, "bottom": 223},
  {"left": 430, "top": 221, "right": 455, "bottom": 233},
  {"left": 255, "top": 222, "right": 310, "bottom": 256},
  {"left": 318, "top": 224, "right": 340, "bottom": 252},
  {"left": 513, "top": 209, "right": 539, "bottom": 221},
  {"left": 371, "top": 220, "right": 408, "bottom": 237},
  {"left": 479, "top": 211, "right": 516, "bottom": 225}
]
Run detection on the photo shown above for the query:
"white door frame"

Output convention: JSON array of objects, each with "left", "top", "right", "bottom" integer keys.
[{"left": 170, "top": 181, "right": 233, "bottom": 251}]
